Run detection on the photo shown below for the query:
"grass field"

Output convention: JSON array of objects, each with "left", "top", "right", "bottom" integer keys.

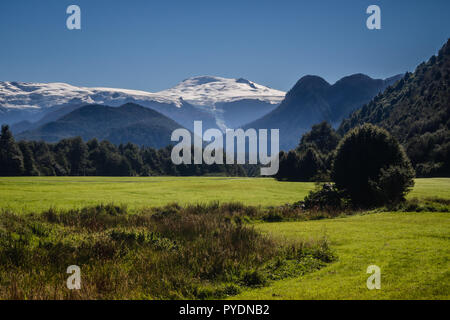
[
  {"left": 0, "top": 177, "right": 448, "bottom": 214},
  {"left": 0, "top": 177, "right": 449, "bottom": 299},
  {"left": 234, "top": 211, "right": 450, "bottom": 299},
  {"left": 407, "top": 178, "right": 450, "bottom": 199},
  {"left": 0, "top": 177, "right": 315, "bottom": 213}
]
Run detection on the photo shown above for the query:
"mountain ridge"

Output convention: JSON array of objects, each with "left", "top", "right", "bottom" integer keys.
[
  {"left": 0, "top": 76, "right": 285, "bottom": 131},
  {"left": 245, "top": 73, "right": 403, "bottom": 150},
  {"left": 339, "top": 39, "right": 450, "bottom": 176}
]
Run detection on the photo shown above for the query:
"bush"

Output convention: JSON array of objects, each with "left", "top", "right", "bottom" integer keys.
[
  {"left": 332, "top": 124, "right": 415, "bottom": 207},
  {"left": 302, "top": 183, "right": 348, "bottom": 210},
  {"left": 241, "top": 269, "right": 267, "bottom": 287}
]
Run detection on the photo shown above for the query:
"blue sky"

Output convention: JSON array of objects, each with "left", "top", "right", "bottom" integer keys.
[{"left": 1, "top": 0, "right": 449, "bottom": 91}]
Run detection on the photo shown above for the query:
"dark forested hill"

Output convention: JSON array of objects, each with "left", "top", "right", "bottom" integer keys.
[
  {"left": 245, "top": 73, "right": 401, "bottom": 150},
  {"left": 17, "top": 103, "right": 185, "bottom": 149},
  {"left": 340, "top": 39, "right": 450, "bottom": 177}
]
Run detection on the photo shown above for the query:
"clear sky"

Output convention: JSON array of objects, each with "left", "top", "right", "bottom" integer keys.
[{"left": 1, "top": 0, "right": 449, "bottom": 92}]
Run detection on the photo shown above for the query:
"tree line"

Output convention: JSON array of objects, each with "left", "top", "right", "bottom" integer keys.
[
  {"left": 277, "top": 118, "right": 448, "bottom": 181},
  {"left": 276, "top": 122, "right": 340, "bottom": 181},
  {"left": 0, "top": 125, "right": 251, "bottom": 177}
]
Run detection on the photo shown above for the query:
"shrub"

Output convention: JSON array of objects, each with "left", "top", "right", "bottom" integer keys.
[
  {"left": 241, "top": 269, "right": 267, "bottom": 287},
  {"left": 302, "top": 183, "right": 348, "bottom": 210},
  {"left": 332, "top": 124, "right": 415, "bottom": 207},
  {"left": 262, "top": 211, "right": 284, "bottom": 222},
  {"left": 371, "top": 165, "right": 416, "bottom": 204}
]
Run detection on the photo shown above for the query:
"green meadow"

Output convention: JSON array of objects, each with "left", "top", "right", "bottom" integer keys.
[
  {"left": 235, "top": 211, "right": 450, "bottom": 299},
  {"left": 0, "top": 176, "right": 315, "bottom": 213},
  {"left": 0, "top": 177, "right": 449, "bottom": 299},
  {"left": 0, "top": 177, "right": 448, "bottom": 214}
]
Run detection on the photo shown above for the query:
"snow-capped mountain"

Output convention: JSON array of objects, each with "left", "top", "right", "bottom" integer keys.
[
  {"left": 0, "top": 81, "right": 210, "bottom": 131},
  {"left": 158, "top": 76, "right": 285, "bottom": 130},
  {"left": 0, "top": 81, "right": 181, "bottom": 110},
  {"left": 0, "top": 77, "right": 286, "bottom": 131},
  {"left": 159, "top": 76, "right": 285, "bottom": 107}
]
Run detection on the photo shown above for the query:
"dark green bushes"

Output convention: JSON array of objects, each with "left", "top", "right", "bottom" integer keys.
[
  {"left": 332, "top": 124, "right": 415, "bottom": 207},
  {"left": 301, "top": 183, "right": 349, "bottom": 211}
]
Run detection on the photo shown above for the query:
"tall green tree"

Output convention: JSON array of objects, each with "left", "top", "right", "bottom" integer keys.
[
  {"left": 67, "top": 137, "right": 88, "bottom": 176},
  {"left": 332, "top": 124, "right": 415, "bottom": 206},
  {"left": 0, "top": 125, "right": 24, "bottom": 176},
  {"left": 296, "top": 121, "right": 340, "bottom": 155},
  {"left": 298, "top": 147, "right": 323, "bottom": 181},
  {"left": 18, "top": 141, "right": 39, "bottom": 176}
]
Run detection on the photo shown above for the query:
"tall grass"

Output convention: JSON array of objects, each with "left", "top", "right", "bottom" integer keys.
[{"left": 0, "top": 203, "right": 335, "bottom": 300}]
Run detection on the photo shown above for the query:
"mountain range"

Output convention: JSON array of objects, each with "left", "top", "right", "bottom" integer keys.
[
  {"left": 0, "top": 76, "right": 284, "bottom": 133},
  {"left": 2, "top": 38, "right": 449, "bottom": 177},
  {"left": 0, "top": 74, "right": 401, "bottom": 149},
  {"left": 245, "top": 73, "right": 402, "bottom": 150}
]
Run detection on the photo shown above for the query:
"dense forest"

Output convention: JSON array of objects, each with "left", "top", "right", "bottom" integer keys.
[
  {"left": 340, "top": 39, "right": 450, "bottom": 177},
  {"left": 0, "top": 125, "right": 251, "bottom": 177}
]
